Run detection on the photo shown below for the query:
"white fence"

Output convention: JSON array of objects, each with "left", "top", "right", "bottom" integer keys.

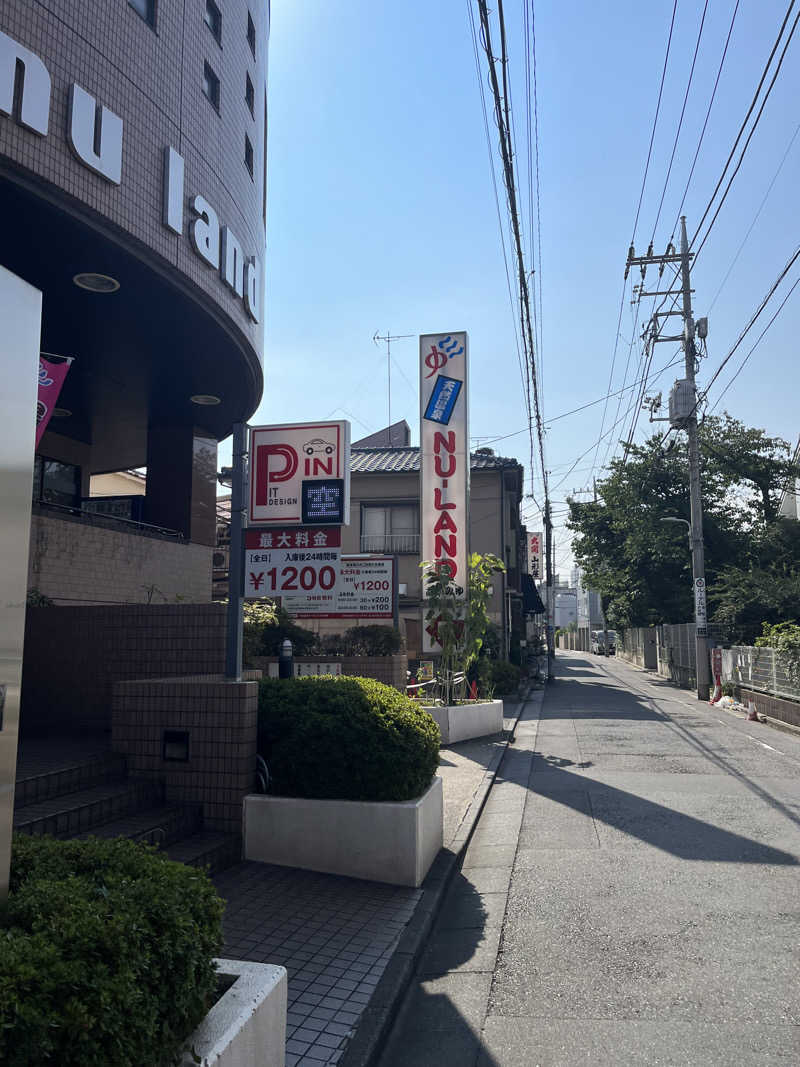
[{"left": 721, "top": 645, "right": 800, "bottom": 704}]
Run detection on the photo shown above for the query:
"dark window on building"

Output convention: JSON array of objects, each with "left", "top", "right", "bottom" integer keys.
[
  {"left": 244, "top": 134, "right": 254, "bottom": 177},
  {"left": 32, "top": 456, "right": 81, "bottom": 509},
  {"left": 245, "top": 73, "right": 255, "bottom": 117},
  {"left": 247, "top": 11, "right": 256, "bottom": 57},
  {"left": 361, "top": 505, "right": 419, "bottom": 553},
  {"left": 203, "top": 62, "right": 220, "bottom": 111},
  {"left": 128, "top": 0, "right": 156, "bottom": 28},
  {"left": 204, "top": 0, "right": 222, "bottom": 43}
]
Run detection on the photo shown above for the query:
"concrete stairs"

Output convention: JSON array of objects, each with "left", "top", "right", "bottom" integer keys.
[{"left": 13, "top": 740, "right": 240, "bottom": 875}]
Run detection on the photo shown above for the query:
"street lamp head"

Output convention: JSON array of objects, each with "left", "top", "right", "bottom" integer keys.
[{"left": 660, "top": 516, "right": 690, "bottom": 527}]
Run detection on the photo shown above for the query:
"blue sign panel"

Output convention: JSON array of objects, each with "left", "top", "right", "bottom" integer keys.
[
  {"left": 301, "top": 479, "right": 345, "bottom": 524},
  {"left": 423, "top": 375, "right": 462, "bottom": 425}
]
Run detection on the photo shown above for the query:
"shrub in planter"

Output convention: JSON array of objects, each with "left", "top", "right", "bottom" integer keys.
[
  {"left": 258, "top": 675, "right": 440, "bottom": 802},
  {"left": 490, "top": 660, "right": 521, "bottom": 695},
  {"left": 0, "top": 835, "right": 224, "bottom": 1067},
  {"left": 317, "top": 625, "right": 403, "bottom": 657}
]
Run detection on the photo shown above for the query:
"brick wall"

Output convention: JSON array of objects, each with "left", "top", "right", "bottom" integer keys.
[
  {"left": 22, "top": 603, "right": 226, "bottom": 734},
  {"left": 28, "top": 513, "right": 212, "bottom": 605},
  {"left": 112, "top": 673, "right": 259, "bottom": 835}
]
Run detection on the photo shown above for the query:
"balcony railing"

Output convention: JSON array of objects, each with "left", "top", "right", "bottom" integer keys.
[{"left": 360, "top": 533, "right": 419, "bottom": 554}]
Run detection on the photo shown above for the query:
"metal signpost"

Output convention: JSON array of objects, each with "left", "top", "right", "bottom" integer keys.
[{"left": 0, "top": 268, "right": 42, "bottom": 897}]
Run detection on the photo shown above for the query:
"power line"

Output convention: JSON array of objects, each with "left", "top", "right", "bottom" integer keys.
[
  {"left": 671, "top": 0, "right": 741, "bottom": 228},
  {"left": 699, "top": 241, "right": 800, "bottom": 408},
  {"left": 707, "top": 117, "right": 800, "bottom": 312},
  {"left": 650, "top": 0, "right": 710, "bottom": 242},
  {"left": 475, "top": 0, "right": 548, "bottom": 500},
  {"left": 473, "top": 353, "right": 684, "bottom": 449},
  {"left": 691, "top": 0, "right": 799, "bottom": 254},
  {"left": 708, "top": 267, "right": 800, "bottom": 413}
]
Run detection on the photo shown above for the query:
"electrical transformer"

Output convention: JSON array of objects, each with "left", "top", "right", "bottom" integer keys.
[{"left": 668, "top": 379, "right": 695, "bottom": 428}]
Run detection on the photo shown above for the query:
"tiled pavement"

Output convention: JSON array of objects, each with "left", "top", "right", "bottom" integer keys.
[
  {"left": 213, "top": 698, "right": 527, "bottom": 1067},
  {"left": 214, "top": 862, "right": 421, "bottom": 1066}
]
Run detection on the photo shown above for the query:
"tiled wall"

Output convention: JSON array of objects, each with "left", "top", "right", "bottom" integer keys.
[
  {"left": 28, "top": 512, "right": 212, "bottom": 605},
  {"left": 112, "top": 672, "right": 260, "bottom": 834},
  {"left": 22, "top": 602, "right": 226, "bottom": 733},
  {"left": 1, "top": 0, "right": 268, "bottom": 355}
]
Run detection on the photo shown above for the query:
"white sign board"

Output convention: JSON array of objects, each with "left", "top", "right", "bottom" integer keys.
[
  {"left": 286, "top": 556, "right": 395, "bottom": 619},
  {"left": 529, "top": 531, "right": 543, "bottom": 578},
  {"left": 249, "top": 421, "right": 351, "bottom": 525},
  {"left": 694, "top": 576, "right": 707, "bottom": 631},
  {"left": 420, "top": 332, "right": 469, "bottom": 653},
  {"left": 244, "top": 527, "right": 341, "bottom": 600}
]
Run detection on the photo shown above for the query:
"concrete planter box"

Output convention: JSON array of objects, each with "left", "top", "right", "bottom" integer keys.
[
  {"left": 424, "top": 699, "right": 504, "bottom": 745},
  {"left": 243, "top": 777, "right": 443, "bottom": 887},
  {"left": 180, "top": 958, "right": 287, "bottom": 1067}
]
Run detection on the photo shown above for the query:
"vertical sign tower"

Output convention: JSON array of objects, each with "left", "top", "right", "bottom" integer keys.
[{"left": 420, "top": 331, "right": 469, "bottom": 653}]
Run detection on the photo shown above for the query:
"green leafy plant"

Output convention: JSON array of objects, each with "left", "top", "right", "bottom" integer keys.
[
  {"left": 489, "top": 660, "right": 521, "bottom": 695},
  {"left": 754, "top": 621, "right": 800, "bottom": 686},
  {"left": 421, "top": 551, "right": 505, "bottom": 705},
  {"left": 26, "top": 588, "right": 54, "bottom": 607},
  {"left": 318, "top": 625, "right": 403, "bottom": 657},
  {"left": 0, "top": 835, "right": 223, "bottom": 1067},
  {"left": 258, "top": 675, "right": 440, "bottom": 801}
]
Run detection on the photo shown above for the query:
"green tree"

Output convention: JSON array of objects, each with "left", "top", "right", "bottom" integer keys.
[
  {"left": 421, "top": 552, "right": 505, "bottom": 705},
  {"left": 567, "top": 414, "right": 798, "bottom": 638}
]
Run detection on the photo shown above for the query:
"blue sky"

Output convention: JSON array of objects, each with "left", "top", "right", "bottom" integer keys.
[{"left": 237, "top": 0, "right": 800, "bottom": 577}]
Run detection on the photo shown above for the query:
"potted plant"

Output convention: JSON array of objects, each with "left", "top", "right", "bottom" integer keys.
[
  {"left": 420, "top": 552, "right": 507, "bottom": 743},
  {"left": 246, "top": 676, "right": 442, "bottom": 887}
]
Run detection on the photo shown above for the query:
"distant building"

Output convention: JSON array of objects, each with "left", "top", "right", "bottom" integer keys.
[{"left": 574, "top": 566, "right": 604, "bottom": 630}]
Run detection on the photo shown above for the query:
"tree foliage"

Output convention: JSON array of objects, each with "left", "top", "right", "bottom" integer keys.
[
  {"left": 421, "top": 552, "right": 505, "bottom": 704},
  {"left": 567, "top": 414, "right": 798, "bottom": 641}
]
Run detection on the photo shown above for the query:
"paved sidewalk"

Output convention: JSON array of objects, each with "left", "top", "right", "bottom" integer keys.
[
  {"left": 214, "top": 696, "right": 530, "bottom": 1067},
  {"left": 378, "top": 653, "right": 800, "bottom": 1066}
]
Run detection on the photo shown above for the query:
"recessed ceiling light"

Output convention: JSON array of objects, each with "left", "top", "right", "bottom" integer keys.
[
  {"left": 73, "top": 272, "right": 120, "bottom": 293},
  {"left": 52, "top": 407, "right": 72, "bottom": 418},
  {"left": 190, "top": 394, "right": 221, "bottom": 406}
]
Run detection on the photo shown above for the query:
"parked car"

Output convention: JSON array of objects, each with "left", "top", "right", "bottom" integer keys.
[{"left": 591, "top": 630, "right": 617, "bottom": 655}]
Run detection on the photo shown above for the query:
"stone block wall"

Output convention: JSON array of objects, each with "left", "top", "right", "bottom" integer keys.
[
  {"left": 737, "top": 686, "right": 800, "bottom": 730},
  {"left": 28, "top": 513, "right": 213, "bottom": 605},
  {"left": 22, "top": 603, "right": 226, "bottom": 734},
  {"left": 112, "top": 674, "right": 260, "bottom": 835},
  {"left": 249, "top": 654, "right": 408, "bottom": 692}
]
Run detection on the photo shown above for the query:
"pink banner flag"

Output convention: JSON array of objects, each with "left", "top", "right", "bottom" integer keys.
[{"left": 36, "top": 356, "right": 71, "bottom": 448}]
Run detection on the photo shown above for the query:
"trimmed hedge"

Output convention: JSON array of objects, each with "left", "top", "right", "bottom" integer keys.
[
  {"left": 258, "top": 675, "right": 440, "bottom": 802},
  {"left": 0, "top": 835, "right": 224, "bottom": 1067}
]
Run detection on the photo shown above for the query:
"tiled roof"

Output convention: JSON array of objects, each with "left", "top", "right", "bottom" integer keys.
[{"left": 350, "top": 447, "right": 521, "bottom": 474}]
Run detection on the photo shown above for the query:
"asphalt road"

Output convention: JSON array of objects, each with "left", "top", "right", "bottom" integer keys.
[{"left": 378, "top": 652, "right": 800, "bottom": 1066}]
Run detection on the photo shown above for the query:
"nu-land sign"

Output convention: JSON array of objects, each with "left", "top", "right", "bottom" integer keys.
[
  {"left": 420, "top": 331, "right": 468, "bottom": 653},
  {"left": 248, "top": 421, "right": 351, "bottom": 526}
]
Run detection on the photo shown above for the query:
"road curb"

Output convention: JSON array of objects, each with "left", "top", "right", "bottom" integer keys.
[{"left": 338, "top": 685, "right": 543, "bottom": 1067}]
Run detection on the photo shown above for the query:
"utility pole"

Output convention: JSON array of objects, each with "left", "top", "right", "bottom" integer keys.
[
  {"left": 626, "top": 218, "right": 711, "bottom": 700},
  {"left": 373, "top": 331, "right": 413, "bottom": 444},
  {"left": 544, "top": 498, "right": 554, "bottom": 659}
]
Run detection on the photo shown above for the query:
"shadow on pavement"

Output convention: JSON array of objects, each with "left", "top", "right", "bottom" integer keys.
[
  {"left": 377, "top": 871, "right": 500, "bottom": 1066},
  {"left": 526, "top": 757, "right": 798, "bottom": 865}
]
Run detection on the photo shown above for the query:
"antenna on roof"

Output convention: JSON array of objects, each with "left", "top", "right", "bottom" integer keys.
[{"left": 373, "top": 330, "right": 414, "bottom": 446}]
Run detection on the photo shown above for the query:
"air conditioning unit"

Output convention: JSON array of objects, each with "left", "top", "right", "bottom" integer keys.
[{"left": 668, "top": 379, "right": 695, "bottom": 428}]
